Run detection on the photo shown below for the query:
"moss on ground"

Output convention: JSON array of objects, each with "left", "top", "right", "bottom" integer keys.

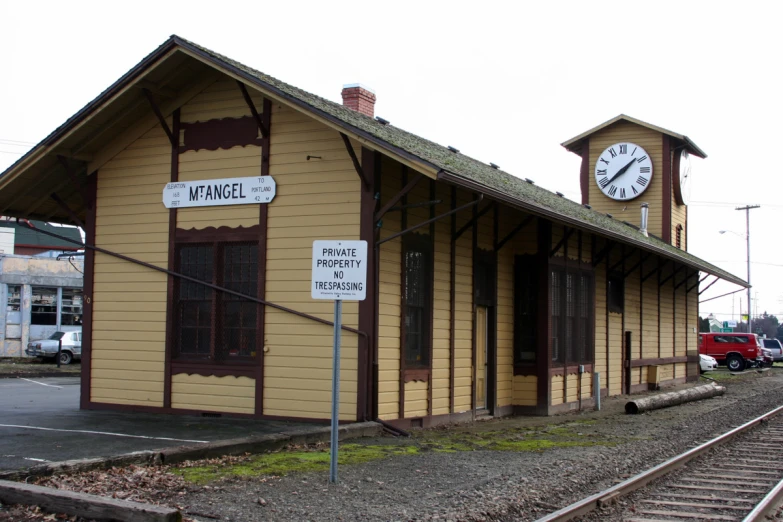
[
  {"left": 175, "top": 419, "right": 615, "bottom": 484},
  {"left": 175, "top": 444, "right": 419, "bottom": 484}
]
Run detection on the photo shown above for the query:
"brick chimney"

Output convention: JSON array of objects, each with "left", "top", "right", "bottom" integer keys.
[{"left": 341, "top": 83, "right": 376, "bottom": 117}]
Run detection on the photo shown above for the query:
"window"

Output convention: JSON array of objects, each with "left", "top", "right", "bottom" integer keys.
[
  {"left": 551, "top": 268, "right": 593, "bottom": 363},
  {"left": 676, "top": 224, "right": 683, "bottom": 249},
  {"left": 514, "top": 256, "right": 538, "bottom": 365},
  {"left": 7, "top": 285, "right": 20, "bottom": 311},
  {"left": 403, "top": 233, "right": 432, "bottom": 369},
  {"left": 31, "top": 287, "right": 57, "bottom": 325},
  {"left": 61, "top": 288, "right": 83, "bottom": 326},
  {"left": 607, "top": 274, "right": 624, "bottom": 314},
  {"left": 174, "top": 242, "right": 258, "bottom": 362}
]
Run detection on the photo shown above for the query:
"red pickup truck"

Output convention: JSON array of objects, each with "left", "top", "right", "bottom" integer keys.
[{"left": 698, "top": 332, "right": 764, "bottom": 371}]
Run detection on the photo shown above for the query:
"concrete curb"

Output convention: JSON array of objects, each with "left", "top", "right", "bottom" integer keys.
[{"left": 0, "top": 421, "right": 382, "bottom": 481}]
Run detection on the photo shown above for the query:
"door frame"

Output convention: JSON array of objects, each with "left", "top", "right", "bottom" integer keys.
[{"left": 474, "top": 249, "right": 497, "bottom": 415}]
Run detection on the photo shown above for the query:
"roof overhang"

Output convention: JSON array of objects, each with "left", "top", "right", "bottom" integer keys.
[
  {"left": 437, "top": 169, "right": 748, "bottom": 288},
  {"left": 561, "top": 114, "right": 707, "bottom": 159}
]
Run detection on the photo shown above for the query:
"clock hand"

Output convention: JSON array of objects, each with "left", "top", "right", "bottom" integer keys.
[{"left": 606, "top": 158, "right": 637, "bottom": 184}]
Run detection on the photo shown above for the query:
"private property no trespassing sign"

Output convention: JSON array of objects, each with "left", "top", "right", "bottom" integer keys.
[
  {"left": 311, "top": 240, "right": 367, "bottom": 301},
  {"left": 162, "top": 176, "right": 276, "bottom": 209}
]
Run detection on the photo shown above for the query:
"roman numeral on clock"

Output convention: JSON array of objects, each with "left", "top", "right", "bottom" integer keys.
[
  {"left": 636, "top": 155, "right": 648, "bottom": 163},
  {"left": 598, "top": 177, "right": 609, "bottom": 188},
  {"left": 597, "top": 169, "right": 607, "bottom": 176},
  {"left": 600, "top": 158, "right": 610, "bottom": 165},
  {"left": 609, "top": 148, "right": 617, "bottom": 158},
  {"left": 620, "top": 188, "right": 626, "bottom": 199},
  {"left": 619, "top": 144, "right": 627, "bottom": 154},
  {"left": 640, "top": 166, "right": 651, "bottom": 174},
  {"left": 637, "top": 176, "right": 648, "bottom": 186},
  {"left": 631, "top": 186, "right": 638, "bottom": 195},
  {"left": 608, "top": 185, "right": 617, "bottom": 197}
]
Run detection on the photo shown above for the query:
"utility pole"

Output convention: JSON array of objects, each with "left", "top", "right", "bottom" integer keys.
[{"left": 736, "top": 205, "right": 760, "bottom": 334}]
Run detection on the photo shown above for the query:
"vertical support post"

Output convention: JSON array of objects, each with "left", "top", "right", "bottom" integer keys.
[
  {"left": 56, "top": 287, "right": 63, "bottom": 331},
  {"left": 624, "top": 331, "right": 632, "bottom": 394},
  {"left": 329, "top": 299, "right": 343, "bottom": 484},
  {"left": 21, "top": 284, "right": 32, "bottom": 358},
  {"left": 57, "top": 338, "right": 62, "bottom": 368},
  {"left": 594, "top": 372, "right": 601, "bottom": 411}
]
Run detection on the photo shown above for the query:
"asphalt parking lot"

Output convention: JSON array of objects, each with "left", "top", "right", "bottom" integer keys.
[{"left": 0, "top": 376, "right": 313, "bottom": 471}]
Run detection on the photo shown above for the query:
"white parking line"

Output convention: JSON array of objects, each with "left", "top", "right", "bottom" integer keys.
[
  {"left": 19, "top": 378, "right": 62, "bottom": 389},
  {"left": 0, "top": 424, "right": 208, "bottom": 444},
  {"left": 1, "top": 455, "right": 51, "bottom": 463}
]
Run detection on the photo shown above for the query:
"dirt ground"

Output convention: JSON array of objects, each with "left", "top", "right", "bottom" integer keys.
[
  {"left": 2, "top": 369, "right": 783, "bottom": 521},
  {"left": 0, "top": 357, "right": 81, "bottom": 377}
]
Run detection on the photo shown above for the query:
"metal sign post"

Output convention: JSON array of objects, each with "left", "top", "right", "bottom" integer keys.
[{"left": 311, "top": 240, "right": 367, "bottom": 484}]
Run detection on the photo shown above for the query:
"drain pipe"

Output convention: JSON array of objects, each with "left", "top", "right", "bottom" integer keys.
[{"left": 640, "top": 203, "right": 649, "bottom": 237}]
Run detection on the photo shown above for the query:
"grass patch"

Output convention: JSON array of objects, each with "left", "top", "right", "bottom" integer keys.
[
  {"left": 174, "top": 443, "right": 419, "bottom": 484},
  {"left": 0, "top": 358, "right": 80, "bottom": 375}
]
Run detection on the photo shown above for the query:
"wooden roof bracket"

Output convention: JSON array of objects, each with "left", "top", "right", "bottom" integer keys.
[
  {"left": 49, "top": 193, "right": 85, "bottom": 229},
  {"left": 378, "top": 194, "right": 483, "bottom": 246},
  {"left": 592, "top": 241, "right": 615, "bottom": 268},
  {"left": 698, "top": 275, "right": 720, "bottom": 296},
  {"left": 624, "top": 252, "right": 652, "bottom": 278},
  {"left": 550, "top": 226, "right": 576, "bottom": 258},
  {"left": 453, "top": 200, "right": 495, "bottom": 241},
  {"left": 675, "top": 269, "right": 698, "bottom": 290},
  {"left": 495, "top": 215, "right": 534, "bottom": 252},
  {"left": 609, "top": 247, "right": 635, "bottom": 273},
  {"left": 237, "top": 81, "right": 269, "bottom": 138},
  {"left": 375, "top": 172, "right": 423, "bottom": 223},
  {"left": 56, "top": 155, "right": 90, "bottom": 210},
  {"left": 687, "top": 273, "right": 710, "bottom": 293},
  {"left": 642, "top": 258, "right": 669, "bottom": 283},
  {"left": 340, "top": 133, "right": 370, "bottom": 188},
  {"left": 659, "top": 263, "right": 686, "bottom": 287},
  {"left": 142, "top": 88, "right": 176, "bottom": 148}
]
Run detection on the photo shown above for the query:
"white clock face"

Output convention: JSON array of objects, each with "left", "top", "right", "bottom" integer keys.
[{"left": 594, "top": 142, "right": 653, "bottom": 201}]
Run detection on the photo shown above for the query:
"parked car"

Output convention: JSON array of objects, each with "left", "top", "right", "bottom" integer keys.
[
  {"left": 699, "top": 353, "right": 718, "bottom": 373},
  {"left": 25, "top": 331, "right": 82, "bottom": 365},
  {"left": 762, "top": 338, "right": 783, "bottom": 362},
  {"left": 761, "top": 348, "right": 774, "bottom": 367},
  {"left": 698, "top": 332, "right": 764, "bottom": 372}
]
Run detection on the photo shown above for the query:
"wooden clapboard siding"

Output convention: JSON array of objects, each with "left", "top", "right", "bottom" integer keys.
[
  {"left": 405, "top": 381, "right": 428, "bottom": 418},
  {"left": 581, "top": 371, "right": 592, "bottom": 398},
  {"left": 566, "top": 373, "right": 579, "bottom": 403},
  {"left": 659, "top": 264, "right": 674, "bottom": 358},
  {"left": 642, "top": 272, "right": 659, "bottom": 360},
  {"left": 587, "top": 121, "right": 665, "bottom": 238},
  {"left": 551, "top": 375, "right": 564, "bottom": 405},
  {"left": 608, "top": 314, "right": 623, "bottom": 396},
  {"left": 624, "top": 253, "right": 641, "bottom": 386},
  {"left": 551, "top": 226, "right": 563, "bottom": 257},
  {"left": 513, "top": 375, "right": 537, "bottom": 406},
  {"left": 377, "top": 156, "right": 402, "bottom": 420},
  {"left": 181, "top": 76, "right": 263, "bottom": 122},
  {"left": 91, "top": 123, "right": 170, "bottom": 407},
  {"left": 453, "top": 187, "right": 474, "bottom": 413},
  {"left": 567, "top": 231, "right": 579, "bottom": 261},
  {"left": 496, "top": 206, "right": 514, "bottom": 409},
  {"left": 263, "top": 102, "right": 360, "bottom": 421},
  {"left": 432, "top": 182, "right": 452, "bottom": 416},
  {"left": 177, "top": 147, "right": 261, "bottom": 230},
  {"left": 171, "top": 374, "right": 255, "bottom": 414},
  {"left": 672, "top": 196, "right": 686, "bottom": 247}
]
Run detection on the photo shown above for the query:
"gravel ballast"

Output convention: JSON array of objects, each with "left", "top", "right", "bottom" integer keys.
[{"left": 4, "top": 371, "right": 783, "bottom": 521}]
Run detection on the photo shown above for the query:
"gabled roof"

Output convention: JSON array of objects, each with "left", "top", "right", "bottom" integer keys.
[
  {"left": 560, "top": 114, "right": 707, "bottom": 158},
  {"left": 0, "top": 36, "right": 744, "bottom": 287}
]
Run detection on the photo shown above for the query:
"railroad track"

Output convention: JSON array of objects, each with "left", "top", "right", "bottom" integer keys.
[{"left": 536, "top": 404, "right": 783, "bottom": 522}]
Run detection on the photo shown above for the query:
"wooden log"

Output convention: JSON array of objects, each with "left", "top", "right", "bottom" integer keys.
[
  {"left": 625, "top": 383, "right": 726, "bottom": 414},
  {"left": 0, "top": 479, "right": 181, "bottom": 522}
]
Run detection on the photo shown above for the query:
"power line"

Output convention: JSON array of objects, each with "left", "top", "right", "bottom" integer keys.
[
  {"left": 0, "top": 138, "right": 35, "bottom": 146},
  {"left": 0, "top": 150, "right": 24, "bottom": 155}
]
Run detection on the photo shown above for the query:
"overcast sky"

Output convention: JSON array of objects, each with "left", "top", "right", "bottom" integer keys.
[{"left": 1, "top": 1, "right": 780, "bottom": 322}]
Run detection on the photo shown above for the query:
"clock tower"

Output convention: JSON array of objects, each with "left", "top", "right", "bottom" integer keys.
[{"left": 561, "top": 115, "right": 705, "bottom": 249}]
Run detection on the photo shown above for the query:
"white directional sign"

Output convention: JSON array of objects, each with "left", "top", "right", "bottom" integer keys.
[
  {"left": 311, "top": 240, "right": 367, "bottom": 301},
  {"left": 162, "top": 176, "right": 276, "bottom": 209}
]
